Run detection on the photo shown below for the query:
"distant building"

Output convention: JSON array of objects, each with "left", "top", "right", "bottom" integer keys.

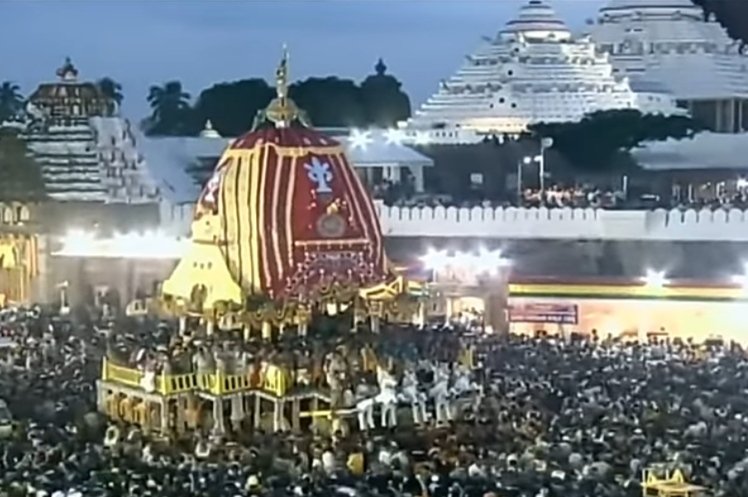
[
  {"left": 404, "top": 0, "right": 680, "bottom": 144},
  {"left": 592, "top": 0, "right": 748, "bottom": 133}
]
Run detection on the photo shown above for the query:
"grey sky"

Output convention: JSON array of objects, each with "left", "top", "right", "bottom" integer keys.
[{"left": 0, "top": 0, "right": 607, "bottom": 118}]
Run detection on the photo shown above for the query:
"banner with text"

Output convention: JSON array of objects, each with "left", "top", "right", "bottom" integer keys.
[{"left": 508, "top": 302, "right": 578, "bottom": 325}]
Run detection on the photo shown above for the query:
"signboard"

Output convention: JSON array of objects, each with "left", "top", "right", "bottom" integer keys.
[{"left": 509, "top": 302, "right": 578, "bottom": 325}]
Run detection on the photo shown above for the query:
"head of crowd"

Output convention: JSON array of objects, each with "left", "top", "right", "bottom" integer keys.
[{"left": 1, "top": 303, "right": 747, "bottom": 497}]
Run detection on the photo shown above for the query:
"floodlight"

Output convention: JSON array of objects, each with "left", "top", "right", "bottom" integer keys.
[
  {"left": 732, "top": 262, "right": 748, "bottom": 289},
  {"left": 643, "top": 269, "right": 668, "bottom": 288},
  {"left": 384, "top": 128, "right": 405, "bottom": 145},
  {"left": 420, "top": 248, "right": 449, "bottom": 271},
  {"left": 349, "top": 129, "right": 373, "bottom": 150}
]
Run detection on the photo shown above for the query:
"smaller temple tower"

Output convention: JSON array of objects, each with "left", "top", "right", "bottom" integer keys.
[{"left": 27, "top": 57, "right": 110, "bottom": 121}]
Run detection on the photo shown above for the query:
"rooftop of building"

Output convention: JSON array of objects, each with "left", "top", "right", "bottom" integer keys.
[{"left": 632, "top": 132, "right": 748, "bottom": 170}]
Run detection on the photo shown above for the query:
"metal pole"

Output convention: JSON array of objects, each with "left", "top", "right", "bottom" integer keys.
[
  {"left": 517, "top": 161, "right": 522, "bottom": 201},
  {"left": 539, "top": 137, "right": 554, "bottom": 196},
  {"left": 539, "top": 145, "right": 546, "bottom": 194}
]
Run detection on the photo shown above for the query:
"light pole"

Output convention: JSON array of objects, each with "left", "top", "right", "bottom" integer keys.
[
  {"left": 518, "top": 156, "right": 533, "bottom": 200},
  {"left": 539, "top": 137, "right": 554, "bottom": 195}
]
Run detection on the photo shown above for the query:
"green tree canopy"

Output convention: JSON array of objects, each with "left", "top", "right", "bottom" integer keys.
[
  {"left": 359, "top": 59, "right": 412, "bottom": 128},
  {"left": 190, "top": 78, "right": 275, "bottom": 136},
  {"left": 146, "top": 62, "right": 413, "bottom": 136},
  {"left": 97, "top": 77, "right": 123, "bottom": 116},
  {"left": 529, "top": 110, "right": 707, "bottom": 170},
  {"left": 142, "top": 81, "right": 192, "bottom": 136},
  {"left": 692, "top": 0, "right": 748, "bottom": 51},
  {"left": 289, "top": 77, "right": 367, "bottom": 128},
  {"left": 0, "top": 82, "right": 24, "bottom": 122},
  {"left": 0, "top": 128, "right": 46, "bottom": 200}
]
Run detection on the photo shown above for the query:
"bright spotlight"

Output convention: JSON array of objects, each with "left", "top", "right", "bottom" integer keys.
[
  {"left": 732, "top": 262, "right": 748, "bottom": 289},
  {"left": 384, "top": 128, "right": 405, "bottom": 145},
  {"left": 732, "top": 274, "right": 748, "bottom": 288},
  {"left": 643, "top": 269, "right": 668, "bottom": 288},
  {"left": 474, "top": 248, "right": 511, "bottom": 275},
  {"left": 420, "top": 248, "right": 449, "bottom": 271},
  {"left": 349, "top": 129, "right": 373, "bottom": 150}
]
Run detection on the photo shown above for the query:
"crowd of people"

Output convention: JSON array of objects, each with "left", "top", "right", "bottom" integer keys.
[
  {"left": 374, "top": 182, "right": 630, "bottom": 210},
  {"left": 373, "top": 178, "right": 748, "bottom": 213},
  {"left": 3, "top": 304, "right": 748, "bottom": 497}
]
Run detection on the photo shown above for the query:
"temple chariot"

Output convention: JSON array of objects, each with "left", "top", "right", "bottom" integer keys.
[{"left": 96, "top": 50, "right": 446, "bottom": 444}]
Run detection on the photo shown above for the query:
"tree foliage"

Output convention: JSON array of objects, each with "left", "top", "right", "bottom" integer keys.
[
  {"left": 0, "top": 82, "right": 24, "bottom": 122},
  {"left": 146, "top": 60, "right": 412, "bottom": 136},
  {"left": 529, "top": 110, "right": 707, "bottom": 170},
  {"left": 289, "top": 77, "right": 367, "bottom": 128},
  {"left": 191, "top": 78, "right": 274, "bottom": 136},
  {"left": 359, "top": 59, "right": 412, "bottom": 128},
  {"left": 0, "top": 128, "right": 46, "bottom": 200},
  {"left": 142, "top": 81, "right": 192, "bottom": 136},
  {"left": 97, "top": 77, "right": 123, "bottom": 116},
  {"left": 692, "top": 0, "right": 748, "bottom": 52}
]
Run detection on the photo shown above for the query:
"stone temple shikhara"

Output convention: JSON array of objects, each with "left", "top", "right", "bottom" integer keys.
[{"left": 402, "top": 0, "right": 682, "bottom": 144}]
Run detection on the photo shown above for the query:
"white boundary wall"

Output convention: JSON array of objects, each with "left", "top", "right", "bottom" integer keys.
[{"left": 160, "top": 200, "right": 748, "bottom": 242}]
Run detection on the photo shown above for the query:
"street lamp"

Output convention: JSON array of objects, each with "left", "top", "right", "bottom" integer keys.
[{"left": 518, "top": 155, "right": 541, "bottom": 199}]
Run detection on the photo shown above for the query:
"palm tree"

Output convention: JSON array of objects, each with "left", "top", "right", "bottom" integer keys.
[
  {"left": 144, "top": 81, "right": 192, "bottom": 135},
  {"left": 0, "top": 81, "right": 23, "bottom": 122},
  {"left": 97, "top": 77, "right": 123, "bottom": 116}
]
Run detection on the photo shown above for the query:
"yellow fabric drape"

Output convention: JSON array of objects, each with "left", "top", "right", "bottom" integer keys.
[{"left": 162, "top": 242, "right": 242, "bottom": 308}]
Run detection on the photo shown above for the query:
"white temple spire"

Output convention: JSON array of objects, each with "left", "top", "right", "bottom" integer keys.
[{"left": 403, "top": 0, "right": 680, "bottom": 144}]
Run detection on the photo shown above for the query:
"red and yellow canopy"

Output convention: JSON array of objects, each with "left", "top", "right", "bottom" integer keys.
[{"left": 194, "top": 126, "right": 388, "bottom": 302}]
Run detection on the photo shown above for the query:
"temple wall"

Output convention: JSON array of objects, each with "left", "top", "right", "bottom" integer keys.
[
  {"left": 378, "top": 204, "right": 748, "bottom": 242},
  {"left": 46, "top": 256, "right": 176, "bottom": 306},
  {"left": 160, "top": 199, "right": 748, "bottom": 242},
  {"left": 43, "top": 201, "right": 161, "bottom": 234}
]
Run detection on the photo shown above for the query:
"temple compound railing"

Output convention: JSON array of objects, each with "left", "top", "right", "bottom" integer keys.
[{"left": 101, "top": 358, "right": 289, "bottom": 397}]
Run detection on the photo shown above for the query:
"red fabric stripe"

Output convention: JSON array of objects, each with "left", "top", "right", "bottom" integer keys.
[{"left": 260, "top": 144, "right": 278, "bottom": 297}]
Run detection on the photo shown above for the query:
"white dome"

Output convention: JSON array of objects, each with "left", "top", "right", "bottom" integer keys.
[{"left": 500, "top": 0, "right": 571, "bottom": 41}]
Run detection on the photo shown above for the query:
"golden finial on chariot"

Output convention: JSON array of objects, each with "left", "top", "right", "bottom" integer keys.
[
  {"left": 275, "top": 44, "right": 289, "bottom": 100},
  {"left": 262, "top": 45, "right": 311, "bottom": 129}
]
